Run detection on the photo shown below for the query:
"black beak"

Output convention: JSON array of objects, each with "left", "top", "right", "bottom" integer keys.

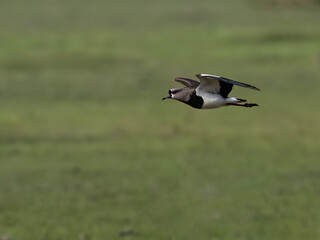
[{"left": 162, "top": 94, "right": 171, "bottom": 100}]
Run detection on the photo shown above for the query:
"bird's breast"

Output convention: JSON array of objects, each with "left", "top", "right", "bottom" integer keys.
[
  {"left": 185, "top": 91, "right": 204, "bottom": 109},
  {"left": 198, "top": 92, "right": 226, "bottom": 109}
]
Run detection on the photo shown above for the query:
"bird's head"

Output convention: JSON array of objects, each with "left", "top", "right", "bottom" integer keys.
[{"left": 162, "top": 88, "right": 185, "bottom": 101}]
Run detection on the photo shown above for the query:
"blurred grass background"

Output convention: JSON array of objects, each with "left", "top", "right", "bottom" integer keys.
[{"left": 0, "top": 0, "right": 320, "bottom": 239}]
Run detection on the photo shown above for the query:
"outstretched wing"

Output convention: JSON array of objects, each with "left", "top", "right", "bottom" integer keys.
[
  {"left": 195, "top": 74, "right": 232, "bottom": 97},
  {"left": 174, "top": 77, "right": 199, "bottom": 88},
  {"left": 196, "top": 73, "right": 260, "bottom": 98}
]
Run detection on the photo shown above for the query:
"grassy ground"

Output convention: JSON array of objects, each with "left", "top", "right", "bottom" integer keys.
[{"left": 0, "top": 0, "right": 320, "bottom": 239}]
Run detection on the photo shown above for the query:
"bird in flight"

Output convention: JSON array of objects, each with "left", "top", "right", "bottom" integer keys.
[{"left": 162, "top": 73, "right": 260, "bottom": 109}]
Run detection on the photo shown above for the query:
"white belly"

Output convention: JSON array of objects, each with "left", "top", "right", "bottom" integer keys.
[{"left": 199, "top": 92, "right": 226, "bottom": 109}]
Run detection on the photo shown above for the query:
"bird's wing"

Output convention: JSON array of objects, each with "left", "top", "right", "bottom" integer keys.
[
  {"left": 196, "top": 74, "right": 260, "bottom": 97},
  {"left": 197, "top": 74, "right": 260, "bottom": 91},
  {"left": 195, "top": 74, "right": 225, "bottom": 95},
  {"left": 174, "top": 77, "right": 199, "bottom": 88}
]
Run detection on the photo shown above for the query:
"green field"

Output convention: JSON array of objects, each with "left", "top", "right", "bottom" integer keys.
[{"left": 1, "top": 0, "right": 320, "bottom": 239}]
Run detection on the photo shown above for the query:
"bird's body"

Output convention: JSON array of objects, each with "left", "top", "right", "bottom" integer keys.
[
  {"left": 196, "top": 91, "right": 225, "bottom": 109},
  {"left": 162, "top": 74, "right": 260, "bottom": 109}
]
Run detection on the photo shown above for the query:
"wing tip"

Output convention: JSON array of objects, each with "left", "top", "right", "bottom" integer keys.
[
  {"left": 220, "top": 76, "right": 260, "bottom": 91},
  {"left": 194, "top": 73, "right": 261, "bottom": 91},
  {"left": 174, "top": 77, "right": 185, "bottom": 82}
]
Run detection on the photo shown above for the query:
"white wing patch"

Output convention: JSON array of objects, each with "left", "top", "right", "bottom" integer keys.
[
  {"left": 198, "top": 73, "right": 221, "bottom": 78},
  {"left": 196, "top": 74, "right": 221, "bottom": 94}
]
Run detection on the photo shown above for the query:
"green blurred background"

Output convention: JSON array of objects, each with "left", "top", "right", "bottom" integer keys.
[{"left": 1, "top": 0, "right": 320, "bottom": 239}]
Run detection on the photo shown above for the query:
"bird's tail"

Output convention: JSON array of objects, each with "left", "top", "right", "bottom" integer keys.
[{"left": 226, "top": 97, "right": 247, "bottom": 103}]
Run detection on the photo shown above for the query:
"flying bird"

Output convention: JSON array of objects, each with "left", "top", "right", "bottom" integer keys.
[{"left": 162, "top": 74, "right": 260, "bottom": 109}]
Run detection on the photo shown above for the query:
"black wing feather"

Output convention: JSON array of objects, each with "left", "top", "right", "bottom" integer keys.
[
  {"left": 219, "top": 76, "right": 260, "bottom": 91},
  {"left": 219, "top": 81, "right": 234, "bottom": 98}
]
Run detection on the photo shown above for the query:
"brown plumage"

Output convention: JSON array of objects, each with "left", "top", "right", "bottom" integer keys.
[{"left": 162, "top": 74, "right": 260, "bottom": 109}]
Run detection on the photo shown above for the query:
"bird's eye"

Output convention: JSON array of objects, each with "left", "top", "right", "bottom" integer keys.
[{"left": 170, "top": 89, "right": 179, "bottom": 94}]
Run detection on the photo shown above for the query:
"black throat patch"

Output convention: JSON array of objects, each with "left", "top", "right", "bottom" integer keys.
[{"left": 185, "top": 91, "right": 204, "bottom": 109}]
